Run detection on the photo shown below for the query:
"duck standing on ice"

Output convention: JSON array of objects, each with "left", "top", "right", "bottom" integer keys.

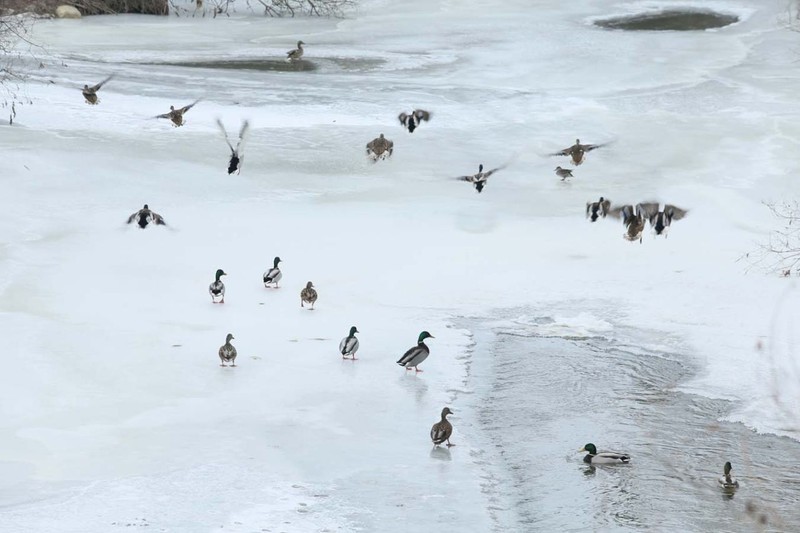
[
  {"left": 209, "top": 269, "right": 227, "bottom": 303},
  {"left": 218, "top": 333, "right": 237, "bottom": 366},
  {"left": 430, "top": 407, "right": 455, "bottom": 447},
  {"left": 300, "top": 281, "right": 318, "bottom": 309},
  {"left": 339, "top": 326, "right": 360, "bottom": 360},
  {"left": 262, "top": 256, "right": 282, "bottom": 288},
  {"left": 397, "top": 331, "right": 434, "bottom": 372}
]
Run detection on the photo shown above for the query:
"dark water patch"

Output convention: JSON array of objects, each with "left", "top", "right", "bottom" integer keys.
[
  {"left": 146, "top": 57, "right": 385, "bottom": 73},
  {"left": 595, "top": 10, "right": 738, "bottom": 31}
]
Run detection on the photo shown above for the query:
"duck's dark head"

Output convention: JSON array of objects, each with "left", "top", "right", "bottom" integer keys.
[
  {"left": 441, "top": 407, "right": 453, "bottom": 418},
  {"left": 226, "top": 333, "right": 234, "bottom": 342},
  {"left": 273, "top": 256, "right": 282, "bottom": 267},
  {"left": 575, "top": 138, "right": 581, "bottom": 145},
  {"left": 478, "top": 164, "right": 484, "bottom": 172},
  {"left": 349, "top": 326, "right": 359, "bottom": 336},
  {"left": 143, "top": 204, "right": 149, "bottom": 209},
  {"left": 306, "top": 281, "right": 314, "bottom": 289},
  {"left": 297, "top": 40, "right": 305, "bottom": 47},
  {"left": 418, "top": 331, "right": 434, "bottom": 343},
  {"left": 379, "top": 133, "right": 385, "bottom": 139},
  {"left": 723, "top": 462, "right": 733, "bottom": 475},
  {"left": 579, "top": 443, "right": 597, "bottom": 455},
  {"left": 215, "top": 269, "right": 227, "bottom": 281},
  {"left": 599, "top": 197, "right": 605, "bottom": 202},
  {"left": 169, "top": 105, "right": 175, "bottom": 111},
  {"left": 83, "top": 84, "right": 90, "bottom": 90}
]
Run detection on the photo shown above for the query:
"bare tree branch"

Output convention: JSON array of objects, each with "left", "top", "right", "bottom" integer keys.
[{"left": 739, "top": 200, "right": 800, "bottom": 276}]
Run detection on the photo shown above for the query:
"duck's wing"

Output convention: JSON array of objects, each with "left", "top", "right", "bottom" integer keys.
[
  {"left": 600, "top": 199, "right": 611, "bottom": 214},
  {"left": 397, "top": 345, "right": 421, "bottom": 365},
  {"left": 413, "top": 109, "right": 431, "bottom": 122},
  {"left": 430, "top": 422, "right": 447, "bottom": 443},
  {"left": 585, "top": 202, "right": 593, "bottom": 217},
  {"left": 151, "top": 212, "right": 167, "bottom": 226},
  {"left": 178, "top": 99, "right": 201, "bottom": 114},
  {"left": 637, "top": 202, "right": 660, "bottom": 224},
  {"left": 126, "top": 210, "right": 140, "bottom": 224},
  {"left": 596, "top": 451, "right": 630, "bottom": 463},
  {"left": 155, "top": 111, "right": 172, "bottom": 119},
  {"left": 235, "top": 120, "right": 250, "bottom": 152},
  {"left": 215, "top": 118, "right": 236, "bottom": 154},
  {"left": 481, "top": 165, "right": 505, "bottom": 178},
  {"left": 398, "top": 112, "right": 409, "bottom": 126},
  {"left": 582, "top": 142, "right": 609, "bottom": 152},
  {"left": 608, "top": 204, "right": 634, "bottom": 224},
  {"left": 664, "top": 204, "right": 688, "bottom": 221},
  {"left": 90, "top": 75, "right": 114, "bottom": 92},
  {"left": 550, "top": 144, "right": 576, "bottom": 157}
]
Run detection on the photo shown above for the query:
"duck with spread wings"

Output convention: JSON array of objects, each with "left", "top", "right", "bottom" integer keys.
[{"left": 155, "top": 99, "right": 201, "bottom": 127}]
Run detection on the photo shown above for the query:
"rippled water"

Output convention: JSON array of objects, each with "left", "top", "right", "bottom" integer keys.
[{"left": 460, "top": 313, "right": 800, "bottom": 532}]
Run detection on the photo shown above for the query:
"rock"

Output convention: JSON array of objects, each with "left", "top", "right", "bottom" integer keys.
[{"left": 55, "top": 5, "right": 81, "bottom": 18}]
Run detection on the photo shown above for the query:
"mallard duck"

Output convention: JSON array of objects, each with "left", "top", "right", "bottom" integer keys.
[
  {"left": 339, "top": 326, "right": 359, "bottom": 359},
  {"left": 718, "top": 461, "right": 739, "bottom": 489},
  {"left": 126, "top": 204, "right": 167, "bottom": 229},
  {"left": 218, "top": 333, "right": 237, "bottom": 366},
  {"left": 209, "top": 269, "right": 226, "bottom": 304},
  {"left": 216, "top": 118, "right": 250, "bottom": 175},
  {"left": 586, "top": 197, "right": 611, "bottom": 222},
  {"left": 555, "top": 166, "right": 574, "bottom": 181},
  {"left": 609, "top": 204, "right": 646, "bottom": 243},
  {"left": 300, "top": 281, "right": 317, "bottom": 309},
  {"left": 396, "top": 331, "right": 434, "bottom": 372},
  {"left": 82, "top": 75, "right": 113, "bottom": 105},
  {"left": 430, "top": 407, "right": 455, "bottom": 447},
  {"left": 262, "top": 256, "right": 282, "bottom": 288},
  {"left": 639, "top": 202, "right": 688, "bottom": 237},
  {"left": 287, "top": 40, "right": 305, "bottom": 62},
  {"left": 578, "top": 443, "right": 630, "bottom": 464},
  {"left": 398, "top": 109, "right": 431, "bottom": 133},
  {"left": 366, "top": 133, "right": 394, "bottom": 161},
  {"left": 155, "top": 99, "right": 201, "bottom": 127},
  {"left": 551, "top": 139, "right": 608, "bottom": 166},
  {"left": 454, "top": 164, "right": 505, "bottom": 193}
]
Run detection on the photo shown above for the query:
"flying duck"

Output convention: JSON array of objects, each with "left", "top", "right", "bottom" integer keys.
[
  {"left": 555, "top": 166, "right": 574, "bottom": 181},
  {"left": 430, "top": 407, "right": 455, "bottom": 447},
  {"left": 209, "top": 269, "right": 226, "bottom": 304},
  {"left": 300, "top": 281, "right": 317, "bottom": 309},
  {"left": 262, "top": 256, "right": 282, "bottom": 288},
  {"left": 339, "top": 326, "right": 359, "bottom": 359},
  {"left": 366, "top": 133, "right": 394, "bottom": 161},
  {"left": 639, "top": 202, "right": 688, "bottom": 237},
  {"left": 82, "top": 75, "right": 113, "bottom": 105},
  {"left": 126, "top": 204, "right": 166, "bottom": 229},
  {"left": 718, "top": 461, "right": 739, "bottom": 489},
  {"left": 396, "top": 331, "right": 434, "bottom": 372},
  {"left": 216, "top": 118, "right": 250, "bottom": 175},
  {"left": 218, "top": 333, "right": 237, "bottom": 366},
  {"left": 586, "top": 197, "right": 611, "bottom": 222},
  {"left": 155, "top": 99, "right": 201, "bottom": 127},
  {"left": 551, "top": 139, "right": 608, "bottom": 166},
  {"left": 454, "top": 164, "right": 505, "bottom": 193},
  {"left": 610, "top": 204, "right": 646, "bottom": 243},
  {"left": 578, "top": 443, "right": 630, "bottom": 465},
  {"left": 287, "top": 40, "right": 305, "bottom": 62},
  {"left": 398, "top": 109, "right": 431, "bottom": 133}
]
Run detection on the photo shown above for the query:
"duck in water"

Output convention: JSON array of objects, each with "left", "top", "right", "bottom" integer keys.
[
  {"left": 578, "top": 443, "right": 630, "bottom": 464},
  {"left": 454, "top": 164, "right": 505, "bottom": 193},
  {"left": 718, "top": 461, "right": 739, "bottom": 489},
  {"left": 126, "top": 204, "right": 167, "bottom": 229},
  {"left": 430, "top": 407, "right": 455, "bottom": 447},
  {"left": 366, "top": 133, "right": 394, "bottom": 162},
  {"left": 209, "top": 269, "right": 226, "bottom": 304},
  {"left": 397, "top": 331, "right": 434, "bottom": 372},
  {"left": 551, "top": 138, "right": 609, "bottom": 166},
  {"left": 82, "top": 75, "right": 113, "bottom": 105},
  {"left": 155, "top": 99, "right": 201, "bottom": 127},
  {"left": 398, "top": 109, "right": 431, "bottom": 133},
  {"left": 216, "top": 119, "right": 250, "bottom": 175}
]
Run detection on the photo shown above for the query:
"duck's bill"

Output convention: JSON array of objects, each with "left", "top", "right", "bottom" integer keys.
[{"left": 577, "top": 447, "right": 586, "bottom": 453}]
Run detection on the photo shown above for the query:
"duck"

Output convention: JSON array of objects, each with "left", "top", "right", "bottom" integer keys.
[
  {"left": 578, "top": 443, "right": 630, "bottom": 465},
  {"left": 454, "top": 164, "right": 505, "bottom": 193},
  {"left": 286, "top": 40, "right": 305, "bottom": 62},
  {"left": 218, "top": 333, "right": 237, "bottom": 367},
  {"left": 82, "top": 75, "right": 113, "bottom": 105},
  {"left": 396, "top": 331, "right": 434, "bottom": 372},
  {"left": 430, "top": 407, "right": 455, "bottom": 447},
  {"left": 718, "top": 461, "right": 739, "bottom": 489},
  {"left": 638, "top": 202, "right": 688, "bottom": 237},
  {"left": 610, "top": 204, "right": 646, "bottom": 243},
  {"left": 155, "top": 99, "right": 201, "bottom": 127},
  {"left": 551, "top": 138, "right": 608, "bottom": 166},
  {"left": 339, "top": 326, "right": 359, "bottom": 359},
  {"left": 126, "top": 204, "right": 167, "bottom": 229},
  {"left": 555, "top": 166, "right": 574, "bottom": 181},
  {"left": 586, "top": 197, "right": 611, "bottom": 222},
  {"left": 300, "top": 281, "right": 317, "bottom": 309},
  {"left": 209, "top": 269, "right": 226, "bottom": 304},
  {"left": 366, "top": 133, "right": 394, "bottom": 161},
  {"left": 398, "top": 109, "right": 431, "bottom": 133},
  {"left": 216, "top": 118, "right": 250, "bottom": 175},
  {"left": 262, "top": 256, "right": 282, "bottom": 288}
]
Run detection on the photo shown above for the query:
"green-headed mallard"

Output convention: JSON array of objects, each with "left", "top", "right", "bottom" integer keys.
[
  {"left": 578, "top": 443, "right": 630, "bottom": 465},
  {"left": 155, "top": 99, "right": 201, "bottom": 127},
  {"left": 586, "top": 197, "right": 611, "bottom": 222},
  {"left": 718, "top": 461, "right": 739, "bottom": 489},
  {"left": 454, "top": 164, "right": 505, "bottom": 193},
  {"left": 551, "top": 139, "right": 608, "bottom": 166},
  {"left": 216, "top": 118, "right": 250, "bottom": 175},
  {"left": 398, "top": 109, "right": 431, "bottom": 133},
  {"left": 126, "top": 204, "right": 167, "bottom": 229},
  {"left": 209, "top": 269, "right": 226, "bottom": 304},
  {"left": 82, "top": 75, "right": 113, "bottom": 105},
  {"left": 638, "top": 202, "right": 689, "bottom": 237},
  {"left": 609, "top": 204, "right": 646, "bottom": 243},
  {"left": 287, "top": 40, "right": 305, "bottom": 62},
  {"left": 218, "top": 333, "right": 237, "bottom": 366},
  {"left": 555, "top": 166, "right": 574, "bottom": 181},
  {"left": 339, "top": 326, "right": 359, "bottom": 359},
  {"left": 300, "top": 281, "right": 317, "bottom": 309},
  {"left": 396, "top": 331, "right": 434, "bottom": 372},
  {"left": 430, "top": 407, "right": 455, "bottom": 447},
  {"left": 262, "top": 256, "right": 282, "bottom": 288},
  {"left": 366, "top": 133, "right": 394, "bottom": 162}
]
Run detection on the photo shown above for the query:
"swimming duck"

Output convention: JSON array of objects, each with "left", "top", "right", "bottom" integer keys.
[
  {"left": 126, "top": 204, "right": 167, "bottom": 229},
  {"left": 586, "top": 197, "right": 611, "bottom": 222},
  {"left": 82, "top": 75, "right": 113, "bottom": 105},
  {"left": 366, "top": 133, "right": 394, "bottom": 161},
  {"left": 396, "top": 331, "right": 434, "bottom": 372},
  {"left": 610, "top": 204, "right": 646, "bottom": 243},
  {"left": 209, "top": 269, "right": 226, "bottom": 303},
  {"left": 398, "top": 109, "right": 431, "bottom": 133},
  {"left": 639, "top": 202, "right": 688, "bottom": 237},
  {"left": 155, "top": 99, "right": 201, "bottom": 127},
  {"left": 216, "top": 118, "right": 250, "bottom": 175},
  {"left": 578, "top": 443, "right": 630, "bottom": 464},
  {"left": 718, "top": 461, "right": 739, "bottom": 489},
  {"left": 300, "top": 281, "right": 317, "bottom": 309},
  {"left": 454, "top": 164, "right": 505, "bottom": 193},
  {"left": 339, "top": 326, "right": 360, "bottom": 359},
  {"left": 551, "top": 139, "right": 608, "bottom": 166},
  {"left": 262, "top": 256, "right": 282, "bottom": 288},
  {"left": 287, "top": 40, "right": 305, "bottom": 62},
  {"left": 430, "top": 407, "right": 455, "bottom": 447},
  {"left": 218, "top": 333, "right": 237, "bottom": 366},
  {"left": 555, "top": 166, "right": 574, "bottom": 181}
]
